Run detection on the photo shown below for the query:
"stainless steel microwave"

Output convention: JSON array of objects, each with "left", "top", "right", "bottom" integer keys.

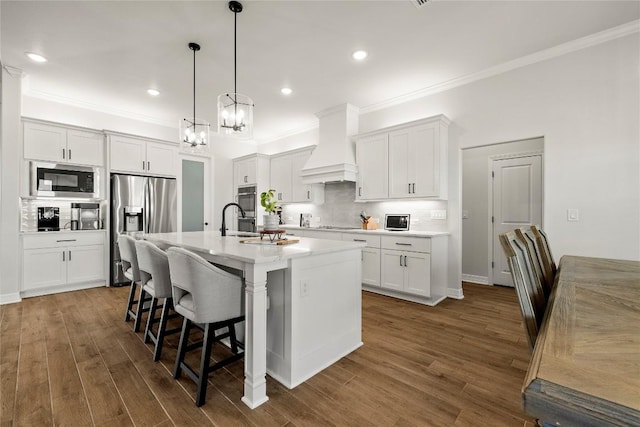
[{"left": 30, "top": 162, "right": 100, "bottom": 198}]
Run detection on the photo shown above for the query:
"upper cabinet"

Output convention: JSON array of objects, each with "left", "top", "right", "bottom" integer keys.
[
  {"left": 109, "top": 134, "right": 178, "bottom": 177},
  {"left": 355, "top": 115, "right": 450, "bottom": 201},
  {"left": 269, "top": 147, "right": 324, "bottom": 204},
  {"left": 234, "top": 156, "right": 258, "bottom": 186},
  {"left": 23, "top": 121, "right": 104, "bottom": 166}
]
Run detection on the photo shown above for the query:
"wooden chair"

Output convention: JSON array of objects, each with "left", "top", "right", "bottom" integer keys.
[
  {"left": 530, "top": 225, "right": 556, "bottom": 292},
  {"left": 135, "top": 240, "right": 182, "bottom": 361},
  {"left": 118, "top": 234, "right": 152, "bottom": 332},
  {"left": 499, "top": 231, "right": 547, "bottom": 351},
  {"left": 167, "top": 247, "right": 245, "bottom": 407}
]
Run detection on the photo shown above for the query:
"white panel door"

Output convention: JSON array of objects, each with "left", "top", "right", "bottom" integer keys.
[
  {"left": 67, "top": 130, "right": 104, "bottom": 166},
  {"left": 361, "top": 248, "right": 381, "bottom": 287},
  {"left": 67, "top": 245, "right": 105, "bottom": 284},
  {"left": 492, "top": 155, "right": 543, "bottom": 286},
  {"left": 110, "top": 137, "right": 145, "bottom": 173},
  {"left": 356, "top": 135, "right": 388, "bottom": 200},
  {"left": 23, "top": 122, "right": 66, "bottom": 162},
  {"left": 404, "top": 251, "right": 431, "bottom": 297},
  {"left": 146, "top": 142, "right": 178, "bottom": 177},
  {"left": 381, "top": 249, "right": 404, "bottom": 291},
  {"left": 389, "top": 130, "right": 410, "bottom": 198},
  {"left": 23, "top": 248, "right": 67, "bottom": 291}
]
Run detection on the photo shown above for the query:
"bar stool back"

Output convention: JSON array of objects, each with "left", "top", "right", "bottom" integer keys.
[
  {"left": 118, "top": 234, "right": 150, "bottom": 332},
  {"left": 135, "top": 240, "right": 181, "bottom": 361},
  {"left": 167, "top": 247, "right": 245, "bottom": 407}
]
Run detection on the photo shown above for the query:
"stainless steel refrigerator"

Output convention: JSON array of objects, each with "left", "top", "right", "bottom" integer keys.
[{"left": 110, "top": 174, "right": 177, "bottom": 285}]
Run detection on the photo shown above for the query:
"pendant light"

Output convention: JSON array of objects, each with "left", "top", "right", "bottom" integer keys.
[
  {"left": 180, "top": 42, "right": 210, "bottom": 149},
  {"left": 218, "top": 1, "right": 254, "bottom": 139}
]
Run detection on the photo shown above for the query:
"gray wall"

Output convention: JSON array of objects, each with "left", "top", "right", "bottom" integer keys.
[{"left": 461, "top": 138, "right": 544, "bottom": 280}]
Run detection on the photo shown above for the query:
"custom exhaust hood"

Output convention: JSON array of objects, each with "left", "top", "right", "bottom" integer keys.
[{"left": 300, "top": 103, "right": 359, "bottom": 184}]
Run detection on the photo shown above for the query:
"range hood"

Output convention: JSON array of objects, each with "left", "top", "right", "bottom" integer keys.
[{"left": 300, "top": 103, "right": 359, "bottom": 184}]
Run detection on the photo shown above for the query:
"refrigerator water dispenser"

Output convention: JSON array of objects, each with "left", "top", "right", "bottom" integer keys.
[{"left": 124, "top": 206, "right": 143, "bottom": 232}]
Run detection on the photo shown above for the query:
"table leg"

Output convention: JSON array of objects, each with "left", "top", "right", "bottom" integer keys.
[{"left": 241, "top": 265, "right": 269, "bottom": 408}]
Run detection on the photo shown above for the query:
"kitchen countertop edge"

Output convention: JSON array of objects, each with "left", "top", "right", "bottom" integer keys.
[{"left": 281, "top": 225, "right": 449, "bottom": 237}]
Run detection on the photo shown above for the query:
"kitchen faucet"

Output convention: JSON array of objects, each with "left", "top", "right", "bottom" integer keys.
[{"left": 221, "top": 202, "right": 245, "bottom": 236}]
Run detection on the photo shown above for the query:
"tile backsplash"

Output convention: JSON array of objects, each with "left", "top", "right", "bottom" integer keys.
[{"left": 281, "top": 182, "right": 448, "bottom": 232}]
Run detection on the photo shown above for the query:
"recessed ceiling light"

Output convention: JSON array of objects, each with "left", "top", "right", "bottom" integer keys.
[
  {"left": 352, "top": 50, "right": 368, "bottom": 61},
  {"left": 147, "top": 89, "right": 160, "bottom": 96},
  {"left": 25, "top": 52, "right": 47, "bottom": 63},
  {"left": 281, "top": 87, "right": 293, "bottom": 96}
]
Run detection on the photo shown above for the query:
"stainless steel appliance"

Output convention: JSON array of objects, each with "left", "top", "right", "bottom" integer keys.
[
  {"left": 237, "top": 185, "right": 257, "bottom": 232},
  {"left": 110, "top": 174, "right": 177, "bottom": 285},
  {"left": 71, "top": 202, "right": 101, "bottom": 230},
  {"left": 30, "top": 162, "right": 100, "bottom": 198},
  {"left": 37, "top": 207, "right": 60, "bottom": 231},
  {"left": 385, "top": 214, "right": 410, "bottom": 231}
]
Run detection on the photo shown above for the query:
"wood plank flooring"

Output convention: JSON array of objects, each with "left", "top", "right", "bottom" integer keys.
[{"left": 0, "top": 283, "right": 536, "bottom": 426}]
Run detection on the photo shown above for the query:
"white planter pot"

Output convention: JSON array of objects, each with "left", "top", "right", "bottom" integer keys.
[{"left": 263, "top": 214, "right": 279, "bottom": 231}]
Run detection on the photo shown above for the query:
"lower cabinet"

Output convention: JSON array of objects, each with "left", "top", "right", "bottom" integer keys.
[
  {"left": 22, "top": 232, "right": 106, "bottom": 296},
  {"left": 342, "top": 233, "right": 381, "bottom": 287},
  {"left": 381, "top": 249, "right": 430, "bottom": 297}
]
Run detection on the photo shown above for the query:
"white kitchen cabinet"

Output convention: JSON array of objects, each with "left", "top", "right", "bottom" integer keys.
[
  {"left": 342, "top": 232, "right": 381, "bottom": 287},
  {"left": 355, "top": 115, "right": 449, "bottom": 200},
  {"left": 302, "top": 229, "right": 342, "bottom": 240},
  {"left": 355, "top": 134, "right": 388, "bottom": 201},
  {"left": 24, "top": 121, "right": 104, "bottom": 166},
  {"left": 381, "top": 235, "right": 431, "bottom": 297},
  {"left": 234, "top": 156, "right": 258, "bottom": 186},
  {"left": 109, "top": 135, "right": 177, "bottom": 177},
  {"left": 22, "top": 231, "right": 106, "bottom": 296},
  {"left": 270, "top": 148, "right": 324, "bottom": 204}
]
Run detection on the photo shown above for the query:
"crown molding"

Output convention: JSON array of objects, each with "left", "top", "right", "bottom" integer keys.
[{"left": 360, "top": 19, "right": 640, "bottom": 115}]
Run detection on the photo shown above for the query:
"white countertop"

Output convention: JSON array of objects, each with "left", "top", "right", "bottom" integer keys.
[
  {"left": 281, "top": 225, "right": 449, "bottom": 238},
  {"left": 143, "top": 231, "right": 365, "bottom": 265}
]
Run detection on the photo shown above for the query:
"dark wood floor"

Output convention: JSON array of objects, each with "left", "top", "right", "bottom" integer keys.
[{"left": 0, "top": 283, "right": 535, "bottom": 426}]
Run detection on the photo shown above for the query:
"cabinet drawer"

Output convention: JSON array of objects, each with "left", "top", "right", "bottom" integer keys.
[
  {"left": 23, "top": 232, "right": 105, "bottom": 249},
  {"left": 342, "top": 233, "right": 381, "bottom": 248},
  {"left": 381, "top": 235, "right": 430, "bottom": 253}
]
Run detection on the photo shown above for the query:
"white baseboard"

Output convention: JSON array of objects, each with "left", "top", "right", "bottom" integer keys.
[
  {"left": 0, "top": 293, "right": 22, "bottom": 305},
  {"left": 461, "top": 274, "right": 489, "bottom": 285},
  {"left": 446, "top": 288, "right": 464, "bottom": 299}
]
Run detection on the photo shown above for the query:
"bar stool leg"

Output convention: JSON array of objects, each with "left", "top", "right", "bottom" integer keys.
[
  {"left": 174, "top": 317, "right": 191, "bottom": 379},
  {"left": 144, "top": 296, "right": 159, "bottom": 344},
  {"left": 196, "top": 323, "right": 215, "bottom": 407},
  {"left": 152, "top": 298, "right": 173, "bottom": 361},
  {"left": 124, "top": 281, "right": 137, "bottom": 322},
  {"left": 133, "top": 288, "right": 149, "bottom": 333}
]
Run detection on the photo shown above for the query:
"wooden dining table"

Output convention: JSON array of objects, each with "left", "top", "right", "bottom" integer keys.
[{"left": 522, "top": 255, "right": 640, "bottom": 426}]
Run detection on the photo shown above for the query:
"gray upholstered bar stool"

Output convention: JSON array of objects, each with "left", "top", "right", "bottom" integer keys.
[
  {"left": 167, "top": 247, "right": 245, "bottom": 407},
  {"left": 135, "top": 240, "right": 182, "bottom": 361},
  {"left": 118, "top": 234, "right": 151, "bottom": 332}
]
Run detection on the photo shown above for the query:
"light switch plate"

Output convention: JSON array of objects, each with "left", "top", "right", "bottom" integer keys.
[
  {"left": 567, "top": 209, "right": 579, "bottom": 222},
  {"left": 430, "top": 210, "right": 447, "bottom": 220}
]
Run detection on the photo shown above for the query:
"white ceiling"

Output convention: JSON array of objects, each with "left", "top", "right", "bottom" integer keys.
[{"left": 2, "top": 1, "right": 638, "bottom": 143}]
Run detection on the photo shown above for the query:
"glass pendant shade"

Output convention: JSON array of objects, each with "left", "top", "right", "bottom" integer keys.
[
  {"left": 217, "top": 93, "right": 253, "bottom": 139},
  {"left": 180, "top": 118, "right": 210, "bottom": 147}
]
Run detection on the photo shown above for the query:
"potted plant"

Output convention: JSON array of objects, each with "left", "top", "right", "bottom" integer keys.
[{"left": 260, "top": 189, "right": 279, "bottom": 231}]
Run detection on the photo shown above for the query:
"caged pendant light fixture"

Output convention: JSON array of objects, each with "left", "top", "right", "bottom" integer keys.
[
  {"left": 218, "top": 1, "right": 254, "bottom": 139},
  {"left": 180, "top": 42, "right": 210, "bottom": 149}
]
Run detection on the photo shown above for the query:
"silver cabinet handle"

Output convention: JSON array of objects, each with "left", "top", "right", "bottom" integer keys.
[
  {"left": 358, "top": 187, "right": 362, "bottom": 197},
  {"left": 408, "top": 183, "right": 411, "bottom": 193},
  {"left": 404, "top": 255, "right": 407, "bottom": 266},
  {"left": 399, "top": 255, "right": 403, "bottom": 267},
  {"left": 69, "top": 149, "right": 72, "bottom": 160},
  {"left": 147, "top": 161, "right": 150, "bottom": 170},
  {"left": 62, "top": 251, "right": 65, "bottom": 262},
  {"left": 353, "top": 239, "right": 366, "bottom": 242},
  {"left": 307, "top": 190, "right": 310, "bottom": 200},
  {"left": 56, "top": 239, "right": 77, "bottom": 243},
  {"left": 142, "top": 161, "right": 146, "bottom": 170},
  {"left": 395, "top": 242, "right": 412, "bottom": 246},
  {"left": 62, "top": 148, "right": 66, "bottom": 160},
  {"left": 412, "top": 183, "right": 415, "bottom": 193},
  {"left": 68, "top": 250, "right": 72, "bottom": 261}
]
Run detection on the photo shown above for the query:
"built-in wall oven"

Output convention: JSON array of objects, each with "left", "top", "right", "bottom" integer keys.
[{"left": 237, "top": 185, "right": 257, "bottom": 232}]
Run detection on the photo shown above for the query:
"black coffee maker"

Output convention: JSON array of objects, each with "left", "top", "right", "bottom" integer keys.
[{"left": 38, "top": 207, "right": 60, "bottom": 231}]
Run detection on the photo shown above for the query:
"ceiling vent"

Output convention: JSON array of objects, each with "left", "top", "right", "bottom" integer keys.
[{"left": 411, "top": 0, "right": 431, "bottom": 9}]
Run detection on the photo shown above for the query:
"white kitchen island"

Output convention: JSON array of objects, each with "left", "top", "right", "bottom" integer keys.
[{"left": 143, "top": 231, "right": 365, "bottom": 409}]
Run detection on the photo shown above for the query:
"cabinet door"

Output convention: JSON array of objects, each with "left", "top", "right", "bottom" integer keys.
[
  {"left": 234, "top": 157, "right": 257, "bottom": 186},
  {"left": 23, "top": 248, "right": 67, "bottom": 291},
  {"left": 23, "top": 122, "right": 66, "bottom": 162},
  {"left": 404, "top": 251, "right": 430, "bottom": 297},
  {"left": 362, "top": 248, "right": 381, "bottom": 287},
  {"left": 381, "top": 249, "right": 404, "bottom": 291},
  {"left": 67, "top": 130, "right": 104, "bottom": 166},
  {"left": 389, "top": 129, "right": 410, "bottom": 198},
  {"left": 356, "top": 135, "right": 388, "bottom": 200},
  {"left": 146, "top": 142, "right": 178, "bottom": 177},
  {"left": 291, "top": 151, "right": 311, "bottom": 202},
  {"left": 67, "top": 245, "right": 105, "bottom": 284},
  {"left": 408, "top": 124, "right": 439, "bottom": 197},
  {"left": 270, "top": 156, "right": 292, "bottom": 202},
  {"left": 110, "top": 136, "right": 145, "bottom": 173}
]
